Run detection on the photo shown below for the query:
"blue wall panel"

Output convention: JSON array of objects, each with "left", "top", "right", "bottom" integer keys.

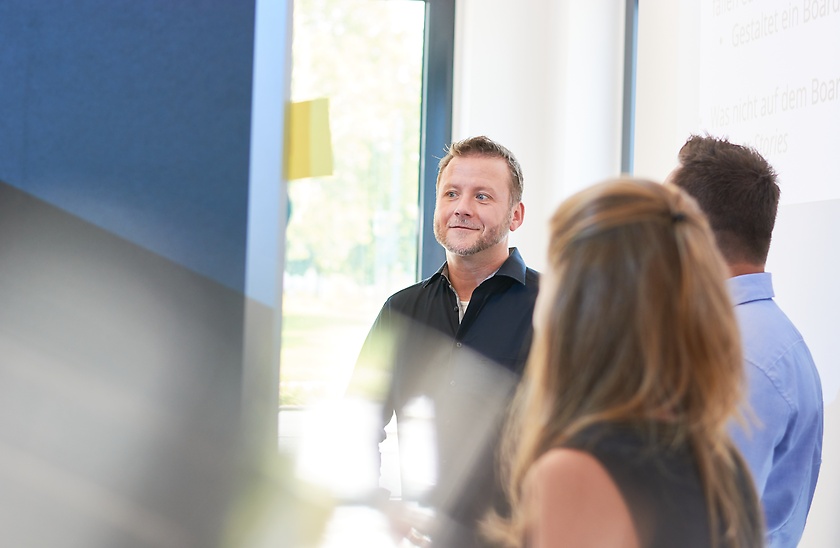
[{"left": 0, "top": 0, "right": 256, "bottom": 292}]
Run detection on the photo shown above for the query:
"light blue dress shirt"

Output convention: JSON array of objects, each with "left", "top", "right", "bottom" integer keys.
[{"left": 728, "top": 273, "right": 823, "bottom": 548}]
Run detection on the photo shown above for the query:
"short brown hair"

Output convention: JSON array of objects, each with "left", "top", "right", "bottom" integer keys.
[
  {"left": 669, "top": 134, "right": 780, "bottom": 266},
  {"left": 437, "top": 135, "right": 524, "bottom": 206}
]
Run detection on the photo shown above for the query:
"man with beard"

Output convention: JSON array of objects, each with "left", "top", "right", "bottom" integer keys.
[{"left": 351, "top": 136, "right": 539, "bottom": 546}]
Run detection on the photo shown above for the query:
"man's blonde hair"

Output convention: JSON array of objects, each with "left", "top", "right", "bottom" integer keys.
[{"left": 437, "top": 135, "right": 524, "bottom": 206}]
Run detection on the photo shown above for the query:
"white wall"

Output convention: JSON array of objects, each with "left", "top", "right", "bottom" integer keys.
[
  {"left": 633, "top": 0, "right": 701, "bottom": 180},
  {"left": 457, "top": 0, "right": 838, "bottom": 545},
  {"left": 453, "top": 0, "right": 626, "bottom": 272},
  {"left": 636, "top": 3, "right": 839, "bottom": 544}
]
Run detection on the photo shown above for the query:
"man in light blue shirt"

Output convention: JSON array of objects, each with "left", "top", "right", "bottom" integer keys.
[{"left": 668, "top": 135, "right": 823, "bottom": 548}]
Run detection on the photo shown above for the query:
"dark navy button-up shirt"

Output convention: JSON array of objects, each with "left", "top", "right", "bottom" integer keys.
[{"left": 353, "top": 247, "right": 538, "bottom": 544}]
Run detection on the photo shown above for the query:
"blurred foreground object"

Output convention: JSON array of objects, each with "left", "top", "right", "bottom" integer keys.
[
  {"left": 347, "top": 315, "right": 520, "bottom": 547},
  {"left": 487, "top": 178, "right": 765, "bottom": 547},
  {"left": 0, "top": 182, "right": 243, "bottom": 547}
]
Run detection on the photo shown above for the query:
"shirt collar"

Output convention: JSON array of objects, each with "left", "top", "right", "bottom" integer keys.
[
  {"left": 727, "top": 272, "right": 775, "bottom": 306},
  {"left": 423, "top": 247, "right": 528, "bottom": 288}
]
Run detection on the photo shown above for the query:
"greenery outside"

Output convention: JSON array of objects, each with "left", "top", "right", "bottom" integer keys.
[{"left": 281, "top": 0, "right": 425, "bottom": 407}]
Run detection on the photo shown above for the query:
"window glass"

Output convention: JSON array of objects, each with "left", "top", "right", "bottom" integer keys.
[{"left": 282, "top": 0, "right": 425, "bottom": 410}]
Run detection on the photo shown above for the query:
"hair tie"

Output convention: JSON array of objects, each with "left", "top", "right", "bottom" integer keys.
[{"left": 672, "top": 212, "right": 686, "bottom": 223}]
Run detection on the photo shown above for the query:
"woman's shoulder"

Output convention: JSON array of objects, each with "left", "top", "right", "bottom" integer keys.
[
  {"left": 527, "top": 445, "right": 633, "bottom": 509},
  {"left": 530, "top": 447, "right": 604, "bottom": 483},
  {"left": 525, "top": 448, "right": 639, "bottom": 548}
]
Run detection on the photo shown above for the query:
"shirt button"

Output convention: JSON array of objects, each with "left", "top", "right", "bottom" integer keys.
[
  {"left": 450, "top": 380, "right": 456, "bottom": 386},
  {"left": 456, "top": 342, "right": 462, "bottom": 348}
]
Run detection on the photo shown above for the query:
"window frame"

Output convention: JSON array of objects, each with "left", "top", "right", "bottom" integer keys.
[
  {"left": 621, "top": 0, "right": 638, "bottom": 174},
  {"left": 417, "top": 0, "right": 455, "bottom": 279}
]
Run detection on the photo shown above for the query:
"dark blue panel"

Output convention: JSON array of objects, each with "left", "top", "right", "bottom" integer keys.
[
  {"left": 418, "top": 0, "right": 454, "bottom": 279},
  {"left": 0, "top": 0, "right": 256, "bottom": 292}
]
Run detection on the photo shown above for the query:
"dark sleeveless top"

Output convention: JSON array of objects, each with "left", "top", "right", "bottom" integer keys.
[{"left": 564, "top": 424, "right": 744, "bottom": 548}]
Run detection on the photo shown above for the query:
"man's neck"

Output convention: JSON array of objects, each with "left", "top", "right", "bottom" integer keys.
[
  {"left": 445, "top": 245, "right": 511, "bottom": 301},
  {"left": 728, "top": 262, "right": 765, "bottom": 277}
]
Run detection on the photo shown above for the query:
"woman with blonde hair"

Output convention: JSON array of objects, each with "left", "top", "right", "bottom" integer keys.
[{"left": 484, "top": 178, "right": 764, "bottom": 547}]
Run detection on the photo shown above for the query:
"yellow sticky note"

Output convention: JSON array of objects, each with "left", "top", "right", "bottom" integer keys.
[{"left": 285, "top": 98, "right": 334, "bottom": 180}]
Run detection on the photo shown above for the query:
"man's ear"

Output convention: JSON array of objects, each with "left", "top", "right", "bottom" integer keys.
[{"left": 509, "top": 202, "right": 525, "bottom": 232}]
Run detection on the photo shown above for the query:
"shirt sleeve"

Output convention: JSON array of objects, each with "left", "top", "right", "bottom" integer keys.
[{"left": 728, "top": 361, "right": 790, "bottom": 498}]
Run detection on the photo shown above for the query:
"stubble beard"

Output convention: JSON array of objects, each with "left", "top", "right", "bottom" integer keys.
[{"left": 433, "top": 210, "right": 513, "bottom": 257}]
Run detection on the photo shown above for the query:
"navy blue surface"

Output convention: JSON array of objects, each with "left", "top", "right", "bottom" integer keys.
[
  {"left": 418, "top": 0, "right": 454, "bottom": 279},
  {"left": 0, "top": 1, "right": 256, "bottom": 292}
]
